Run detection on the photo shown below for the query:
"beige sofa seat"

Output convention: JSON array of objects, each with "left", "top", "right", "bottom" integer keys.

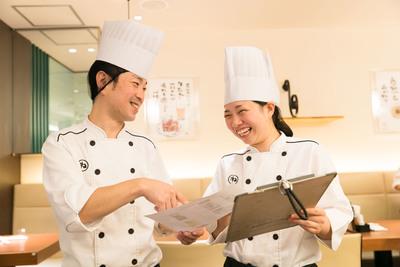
[
  {"left": 13, "top": 184, "right": 63, "bottom": 264},
  {"left": 318, "top": 233, "right": 362, "bottom": 267},
  {"left": 159, "top": 242, "right": 225, "bottom": 267},
  {"left": 14, "top": 171, "right": 399, "bottom": 266}
]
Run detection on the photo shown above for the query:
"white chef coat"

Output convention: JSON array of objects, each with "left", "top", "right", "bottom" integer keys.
[
  {"left": 42, "top": 118, "right": 168, "bottom": 267},
  {"left": 204, "top": 133, "right": 353, "bottom": 267}
]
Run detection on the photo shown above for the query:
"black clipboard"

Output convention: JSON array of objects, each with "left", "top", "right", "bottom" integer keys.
[{"left": 225, "top": 172, "right": 337, "bottom": 242}]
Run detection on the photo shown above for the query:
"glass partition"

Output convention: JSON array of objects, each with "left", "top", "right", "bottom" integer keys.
[{"left": 49, "top": 58, "right": 91, "bottom": 133}]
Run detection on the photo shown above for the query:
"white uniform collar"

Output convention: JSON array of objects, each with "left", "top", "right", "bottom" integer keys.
[
  {"left": 247, "top": 132, "right": 287, "bottom": 153},
  {"left": 83, "top": 117, "right": 129, "bottom": 139}
]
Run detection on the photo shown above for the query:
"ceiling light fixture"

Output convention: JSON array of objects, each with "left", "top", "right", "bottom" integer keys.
[
  {"left": 139, "top": 0, "right": 168, "bottom": 11},
  {"left": 68, "top": 48, "right": 77, "bottom": 53},
  {"left": 87, "top": 48, "right": 96, "bottom": 52},
  {"left": 127, "top": 0, "right": 144, "bottom": 22}
]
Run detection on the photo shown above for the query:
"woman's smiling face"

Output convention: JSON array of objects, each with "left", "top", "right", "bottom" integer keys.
[{"left": 224, "top": 100, "right": 275, "bottom": 150}]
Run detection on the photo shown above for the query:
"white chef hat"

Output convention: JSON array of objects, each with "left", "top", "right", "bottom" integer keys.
[
  {"left": 224, "top": 46, "right": 280, "bottom": 105},
  {"left": 96, "top": 20, "right": 164, "bottom": 79}
]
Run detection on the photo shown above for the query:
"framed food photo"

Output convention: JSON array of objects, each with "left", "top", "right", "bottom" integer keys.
[
  {"left": 371, "top": 70, "right": 400, "bottom": 133},
  {"left": 144, "top": 77, "right": 200, "bottom": 140}
]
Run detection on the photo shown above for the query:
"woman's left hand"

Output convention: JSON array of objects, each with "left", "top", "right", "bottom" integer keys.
[
  {"left": 288, "top": 207, "right": 332, "bottom": 240},
  {"left": 176, "top": 227, "right": 205, "bottom": 245}
]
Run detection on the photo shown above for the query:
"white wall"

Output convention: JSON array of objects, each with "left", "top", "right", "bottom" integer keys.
[
  {"left": 22, "top": 26, "right": 400, "bottom": 182},
  {"left": 127, "top": 26, "right": 400, "bottom": 178}
]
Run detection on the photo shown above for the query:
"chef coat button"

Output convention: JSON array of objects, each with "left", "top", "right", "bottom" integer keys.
[
  {"left": 90, "top": 140, "right": 96, "bottom": 146},
  {"left": 245, "top": 179, "right": 251, "bottom": 184},
  {"left": 248, "top": 236, "right": 253, "bottom": 241},
  {"left": 246, "top": 156, "right": 252, "bottom": 161},
  {"left": 273, "top": 265, "right": 279, "bottom": 267},
  {"left": 99, "top": 265, "right": 106, "bottom": 267},
  {"left": 128, "top": 228, "right": 134, "bottom": 234},
  {"left": 129, "top": 141, "right": 133, "bottom": 146},
  {"left": 276, "top": 175, "right": 282, "bottom": 181},
  {"left": 95, "top": 169, "right": 101, "bottom": 175},
  {"left": 130, "top": 168, "right": 135, "bottom": 174},
  {"left": 281, "top": 151, "right": 287, "bottom": 156},
  {"left": 98, "top": 232, "right": 105, "bottom": 239},
  {"left": 273, "top": 233, "right": 279, "bottom": 240},
  {"left": 130, "top": 200, "right": 135, "bottom": 204},
  {"left": 132, "top": 259, "right": 138, "bottom": 265}
]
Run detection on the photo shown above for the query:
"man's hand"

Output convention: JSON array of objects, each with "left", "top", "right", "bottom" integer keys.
[
  {"left": 137, "top": 178, "right": 187, "bottom": 211},
  {"left": 288, "top": 208, "right": 332, "bottom": 240},
  {"left": 176, "top": 228, "right": 205, "bottom": 245}
]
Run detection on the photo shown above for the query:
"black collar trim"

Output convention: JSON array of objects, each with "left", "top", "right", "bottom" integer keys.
[
  {"left": 57, "top": 128, "right": 87, "bottom": 142},
  {"left": 125, "top": 130, "right": 156, "bottom": 149},
  {"left": 286, "top": 140, "right": 319, "bottom": 145},
  {"left": 222, "top": 149, "right": 251, "bottom": 159}
]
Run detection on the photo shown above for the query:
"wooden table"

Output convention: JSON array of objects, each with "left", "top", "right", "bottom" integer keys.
[
  {"left": 0, "top": 233, "right": 59, "bottom": 267},
  {"left": 362, "top": 220, "right": 400, "bottom": 267}
]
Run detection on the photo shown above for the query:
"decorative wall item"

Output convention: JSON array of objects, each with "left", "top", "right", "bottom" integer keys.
[
  {"left": 145, "top": 78, "right": 199, "bottom": 140},
  {"left": 371, "top": 70, "right": 400, "bottom": 132},
  {"left": 282, "top": 79, "right": 299, "bottom": 117}
]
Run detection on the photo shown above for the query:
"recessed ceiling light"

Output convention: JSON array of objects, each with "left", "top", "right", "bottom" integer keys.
[
  {"left": 73, "top": 89, "right": 79, "bottom": 93},
  {"left": 68, "top": 48, "right": 77, "bottom": 53},
  {"left": 139, "top": 0, "right": 168, "bottom": 11},
  {"left": 133, "top": 15, "right": 142, "bottom": 21},
  {"left": 87, "top": 48, "right": 96, "bottom": 52}
]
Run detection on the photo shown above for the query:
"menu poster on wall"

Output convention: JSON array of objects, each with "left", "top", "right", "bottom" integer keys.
[
  {"left": 372, "top": 71, "right": 400, "bottom": 132},
  {"left": 144, "top": 78, "right": 199, "bottom": 140}
]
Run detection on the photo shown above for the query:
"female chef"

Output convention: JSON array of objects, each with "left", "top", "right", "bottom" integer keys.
[
  {"left": 203, "top": 46, "right": 353, "bottom": 267},
  {"left": 42, "top": 20, "right": 201, "bottom": 267}
]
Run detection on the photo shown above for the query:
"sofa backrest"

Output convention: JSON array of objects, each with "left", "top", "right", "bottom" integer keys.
[
  {"left": 12, "top": 179, "right": 212, "bottom": 234},
  {"left": 339, "top": 171, "right": 400, "bottom": 221},
  {"left": 13, "top": 172, "right": 400, "bottom": 234},
  {"left": 13, "top": 183, "right": 58, "bottom": 234},
  {"left": 172, "top": 178, "right": 212, "bottom": 201}
]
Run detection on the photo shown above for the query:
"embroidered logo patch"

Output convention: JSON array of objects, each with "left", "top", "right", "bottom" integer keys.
[
  {"left": 227, "top": 175, "right": 239, "bottom": 184},
  {"left": 79, "top": 159, "right": 89, "bottom": 172}
]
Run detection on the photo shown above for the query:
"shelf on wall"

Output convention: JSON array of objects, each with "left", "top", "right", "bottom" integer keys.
[{"left": 283, "top": 116, "right": 344, "bottom": 126}]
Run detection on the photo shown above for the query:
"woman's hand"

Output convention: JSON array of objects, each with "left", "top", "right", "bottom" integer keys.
[
  {"left": 212, "top": 214, "right": 231, "bottom": 239},
  {"left": 176, "top": 228, "right": 205, "bottom": 245},
  {"left": 288, "top": 207, "right": 332, "bottom": 240}
]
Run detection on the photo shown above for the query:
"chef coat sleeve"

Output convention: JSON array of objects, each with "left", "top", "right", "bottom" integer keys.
[
  {"left": 42, "top": 133, "right": 102, "bottom": 233},
  {"left": 148, "top": 147, "right": 171, "bottom": 183},
  {"left": 313, "top": 144, "right": 353, "bottom": 250},
  {"left": 203, "top": 161, "right": 227, "bottom": 244},
  {"left": 148, "top": 146, "right": 174, "bottom": 235}
]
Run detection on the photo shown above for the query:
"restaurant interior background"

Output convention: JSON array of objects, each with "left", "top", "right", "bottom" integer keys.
[{"left": 0, "top": 0, "right": 400, "bottom": 235}]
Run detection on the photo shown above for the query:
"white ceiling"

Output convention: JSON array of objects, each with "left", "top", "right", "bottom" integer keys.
[{"left": 1, "top": 0, "right": 399, "bottom": 72}]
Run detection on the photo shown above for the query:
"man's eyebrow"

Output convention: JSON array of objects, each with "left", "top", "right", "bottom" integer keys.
[
  {"left": 234, "top": 104, "right": 243, "bottom": 109},
  {"left": 131, "top": 74, "right": 144, "bottom": 83}
]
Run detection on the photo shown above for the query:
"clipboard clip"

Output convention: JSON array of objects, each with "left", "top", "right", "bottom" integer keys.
[{"left": 278, "top": 179, "right": 308, "bottom": 220}]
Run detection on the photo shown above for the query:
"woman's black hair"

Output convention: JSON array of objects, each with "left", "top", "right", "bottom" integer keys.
[
  {"left": 254, "top": 101, "right": 293, "bottom": 137},
  {"left": 87, "top": 60, "right": 128, "bottom": 101}
]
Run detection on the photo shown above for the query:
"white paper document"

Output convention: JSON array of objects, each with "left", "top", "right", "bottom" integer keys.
[
  {"left": 147, "top": 185, "right": 244, "bottom": 232},
  {"left": 369, "top": 223, "right": 388, "bottom": 231}
]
